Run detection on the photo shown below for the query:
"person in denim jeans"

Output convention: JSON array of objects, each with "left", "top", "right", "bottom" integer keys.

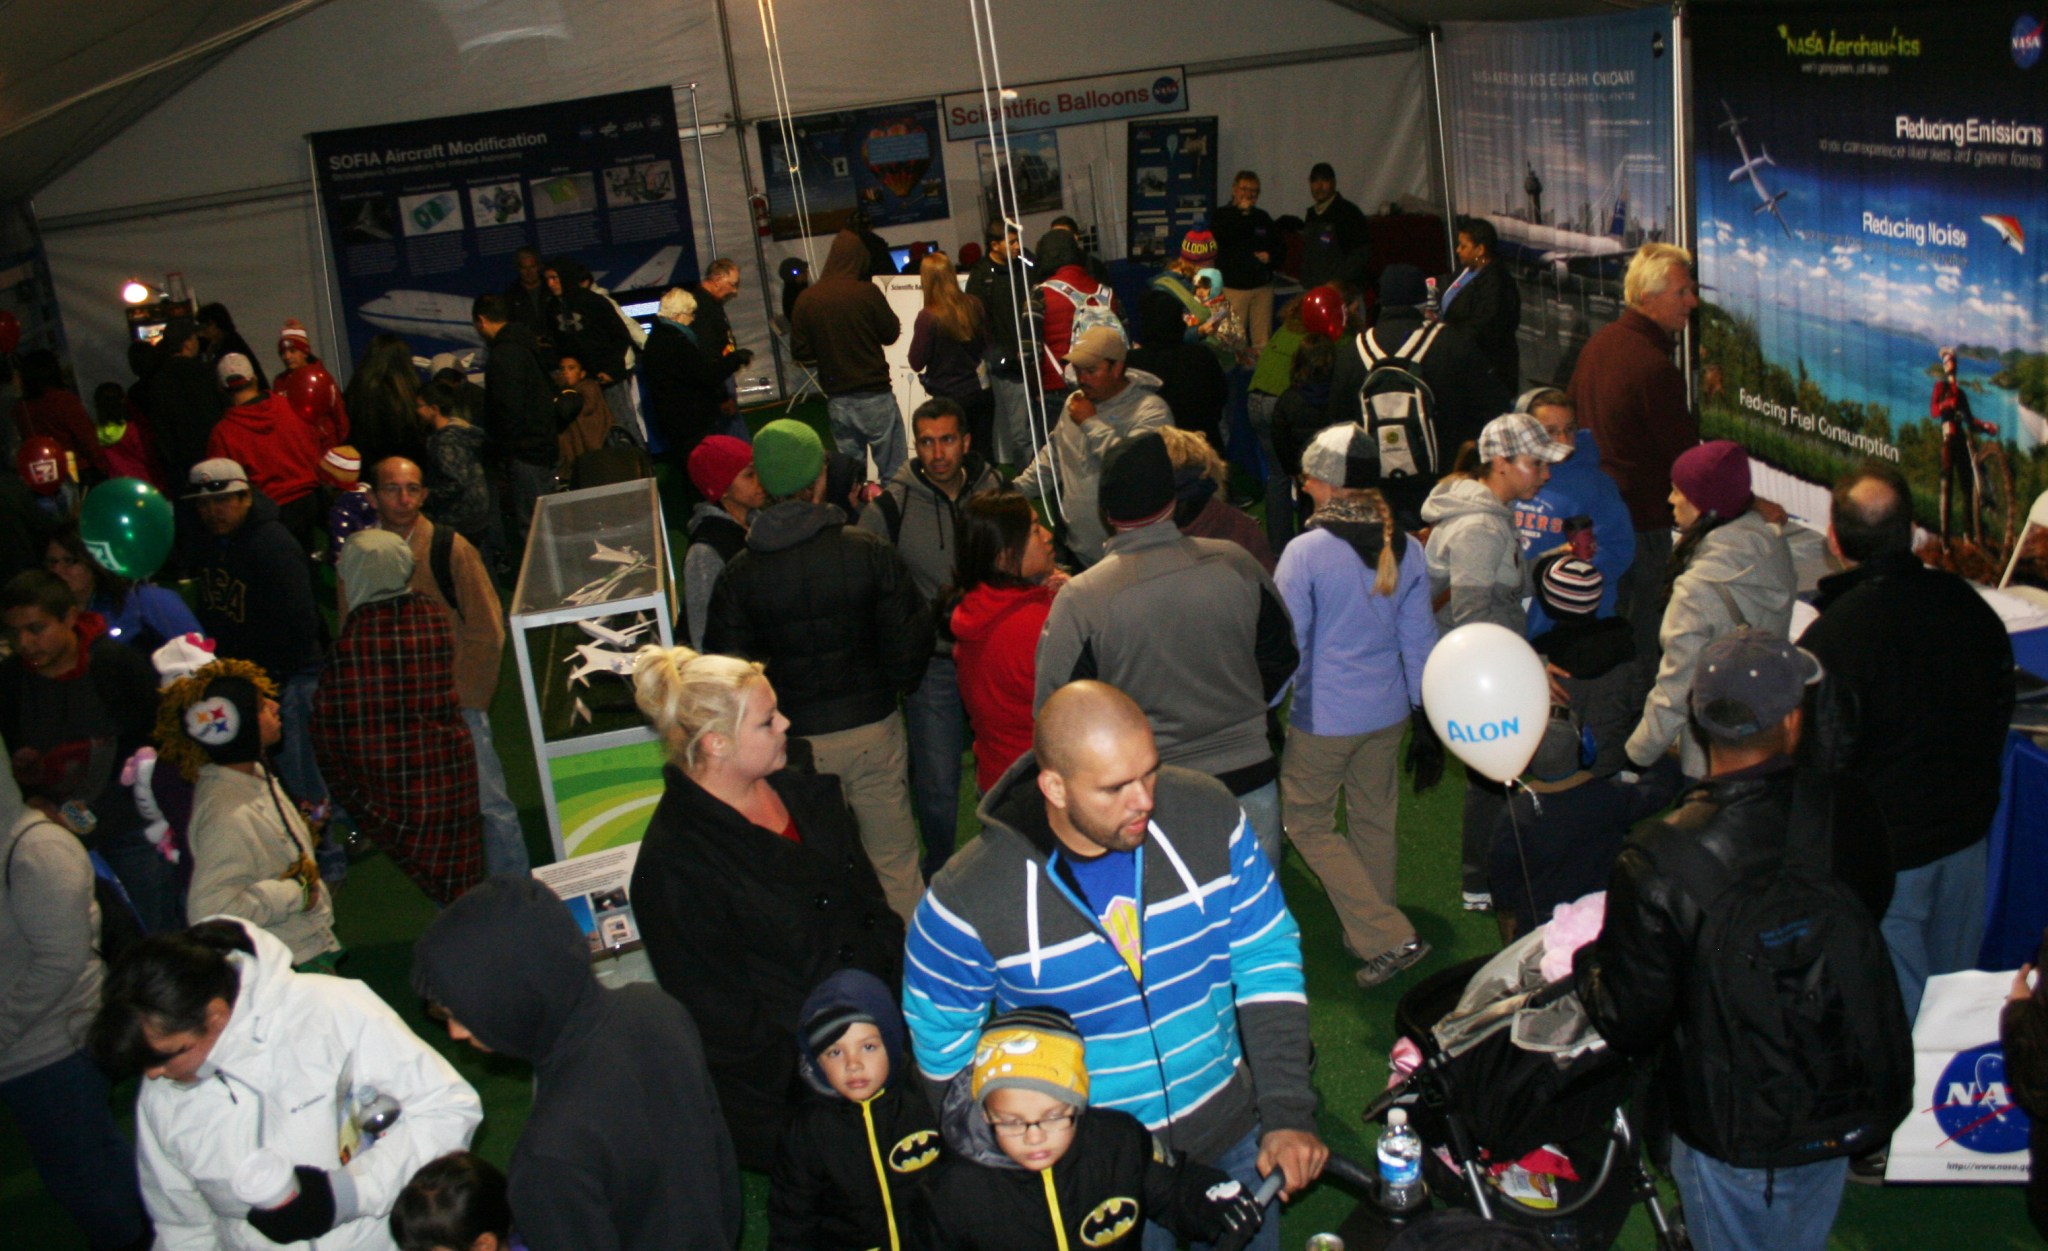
[
  {"left": 857, "top": 400, "right": 1003, "bottom": 877},
  {"left": 791, "top": 230, "right": 905, "bottom": 480}
]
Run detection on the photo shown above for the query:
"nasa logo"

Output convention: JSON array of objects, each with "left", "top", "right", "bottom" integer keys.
[
  {"left": 1079, "top": 1196, "right": 1141, "bottom": 1246},
  {"left": 2016, "top": 14, "right": 2043, "bottom": 68},
  {"left": 1152, "top": 76, "right": 1181, "bottom": 105},
  {"left": 1931, "top": 1042, "right": 2030, "bottom": 1154},
  {"left": 887, "top": 1129, "right": 941, "bottom": 1173}
]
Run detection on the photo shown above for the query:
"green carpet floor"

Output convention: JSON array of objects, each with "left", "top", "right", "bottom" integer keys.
[{"left": 1, "top": 404, "right": 2036, "bottom": 1247}]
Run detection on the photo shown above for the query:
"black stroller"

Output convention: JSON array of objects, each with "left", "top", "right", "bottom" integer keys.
[{"left": 1335, "top": 952, "right": 1688, "bottom": 1250}]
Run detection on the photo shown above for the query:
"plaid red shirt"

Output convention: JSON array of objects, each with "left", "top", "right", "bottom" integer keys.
[{"left": 312, "top": 592, "right": 483, "bottom": 904}]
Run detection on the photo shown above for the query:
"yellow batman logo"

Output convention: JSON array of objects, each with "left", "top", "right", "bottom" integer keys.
[
  {"left": 1079, "top": 1196, "right": 1140, "bottom": 1246},
  {"left": 888, "top": 1129, "right": 941, "bottom": 1173}
]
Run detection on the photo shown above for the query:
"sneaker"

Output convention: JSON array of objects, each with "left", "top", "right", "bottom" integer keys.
[
  {"left": 1356, "top": 938, "right": 1432, "bottom": 989},
  {"left": 1462, "top": 891, "right": 1494, "bottom": 912},
  {"left": 1846, "top": 1144, "right": 1889, "bottom": 1186}
]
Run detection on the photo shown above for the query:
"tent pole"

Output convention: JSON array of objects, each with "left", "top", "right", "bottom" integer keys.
[
  {"left": 711, "top": 0, "right": 785, "bottom": 403},
  {"left": 1673, "top": 2, "right": 1696, "bottom": 411},
  {"left": 304, "top": 139, "right": 350, "bottom": 377},
  {"left": 1426, "top": 26, "right": 1458, "bottom": 271},
  {"left": 684, "top": 84, "right": 718, "bottom": 261}
]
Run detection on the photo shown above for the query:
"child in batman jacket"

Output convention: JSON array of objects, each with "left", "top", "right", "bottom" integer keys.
[
  {"left": 924, "top": 1008, "right": 1262, "bottom": 1250},
  {"left": 769, "top": 969, "right": 942, "bottom": 1251}
]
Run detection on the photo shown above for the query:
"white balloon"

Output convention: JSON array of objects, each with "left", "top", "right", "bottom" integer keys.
[{"left": 1421, "top": 623, "right": 1552, "bottom": 784}]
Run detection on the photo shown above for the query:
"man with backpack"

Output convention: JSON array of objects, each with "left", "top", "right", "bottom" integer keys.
[
  {"left": 344, "top": 456, "right": 525, "bottom": 877},
  {"left": 1325, "top": 264, "right": 1509, "bottom": 528},
  {"left": 1573, "top": 630, "right": 1910, "bottom": 1251}
]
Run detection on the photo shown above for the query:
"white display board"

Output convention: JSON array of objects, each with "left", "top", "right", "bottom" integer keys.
[{"left": 1887, "top": 968, "right": 2034, "bottom": 1184}]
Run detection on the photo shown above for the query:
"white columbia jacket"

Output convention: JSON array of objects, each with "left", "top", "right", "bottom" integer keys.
[{"left": 136, "top": 919, "right": 482, "bottom": 1251}]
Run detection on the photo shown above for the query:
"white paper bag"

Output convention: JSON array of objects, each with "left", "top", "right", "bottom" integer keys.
[{"left": 1887, "top": 969, "right": 2034, "bottom": 1184}]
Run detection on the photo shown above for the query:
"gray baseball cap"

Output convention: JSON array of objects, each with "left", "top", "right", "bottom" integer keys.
[{"left": 1690, "top": 630, "right": 1824, "bottom": 742}]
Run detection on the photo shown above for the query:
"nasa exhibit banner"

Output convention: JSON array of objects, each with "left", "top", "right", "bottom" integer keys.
[
  {"left": 1437, "top": 10, "right": 1676, "bottom": 387},
  {"left": 1888, "top": 969, "right": 2033, "bottom": 1183},
  {"left": 941, "top": 66, "right": 1187, "bottom": 142},
  {"left": 1690, "top": 4, "right": 2047, "bottom": 558},
  {"left": 756, "top": 100, "right": 951, "bottom": 242},
  {"left": 1125, "top": 117, "right": 1218, "bottom": 266},
  {"left": 309, "top": 87, "right": 697, "bottom": 367}
]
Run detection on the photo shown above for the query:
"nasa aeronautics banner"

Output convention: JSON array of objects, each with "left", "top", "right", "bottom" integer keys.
[
  {"left": 1888, "top": 969, "right": 2033, "bottom": 1183},
  {"left": 310, "top": 87, "right": 698, "bottom": 367},
  {"left": 1437, "top": 10, "right": 1676, "bottom": 388},
  {"left": 1690, "top": 5, "right": 2047, "bottom": 559}
]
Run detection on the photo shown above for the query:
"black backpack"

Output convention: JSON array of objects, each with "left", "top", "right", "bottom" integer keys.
[
  {"left": 6, "top": 819, "right": 150, "bottom": 967},
  {"left": 1356, "top": 324, "right": 1446, "bottom": 483},
  {"left": 1680, "top": 770, "right": 1913, "bottom": 1169}
]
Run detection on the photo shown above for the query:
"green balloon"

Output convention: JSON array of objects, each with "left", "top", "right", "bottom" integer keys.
[{"left": 80, "top": 477, "right": 175, "bottom": 580}]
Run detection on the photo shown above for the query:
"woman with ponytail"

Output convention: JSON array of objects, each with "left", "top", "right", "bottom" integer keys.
[
  {"left": 1623, "top": 440, "right": 1796, "bottom": 779},
  {"left": 1275, "top": 425, "right": 1440, "bottom": 988},
  {"left": 90, "top": 918, "right": 480, "bottom": 1251},
  {"left": 625, "top": 647, "right": 902, "bottom": 1170}
]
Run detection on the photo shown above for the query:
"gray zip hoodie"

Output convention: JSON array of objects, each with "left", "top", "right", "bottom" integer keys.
[{"left": 1422, "top": 475, "right": 1530, "bottom": 634}]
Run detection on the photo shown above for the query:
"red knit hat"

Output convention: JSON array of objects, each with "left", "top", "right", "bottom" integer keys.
[
  {"left": 279, "top": 318, "right": 312, "bottom": 354},
  {"left": 1179, "top": 229, "right": 1218, "bottom": 265},
  {"left": 688, "top": 435, "right": 754, "bottom": 502},
  {"left": 1671, "top": 440, "right": 1752, "bottom": 520}
]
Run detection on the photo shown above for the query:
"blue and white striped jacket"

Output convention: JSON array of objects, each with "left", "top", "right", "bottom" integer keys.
[{"left": 903, "top": 757, "right": 1314, "bottom": 1163}]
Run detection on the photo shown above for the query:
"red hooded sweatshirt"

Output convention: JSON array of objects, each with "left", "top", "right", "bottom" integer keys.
[
  {"left": 949, "top": 581, "right": 1058, "bottom": 793},
  {"left": 207, "top": 392, "right": 323, "bottom": 505}
]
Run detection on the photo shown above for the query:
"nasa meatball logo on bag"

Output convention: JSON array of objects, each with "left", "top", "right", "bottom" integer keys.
[{"left": 1887, "top": 969, "right": 2035, "bottom": 1182}]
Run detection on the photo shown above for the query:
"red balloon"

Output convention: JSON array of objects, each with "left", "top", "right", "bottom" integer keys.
[
  {"left": 17, "top": 436, "right": 64, "bottom": 496},
  {"left": 1300, "top": 286, "right": 1347, "bottom": 340}
]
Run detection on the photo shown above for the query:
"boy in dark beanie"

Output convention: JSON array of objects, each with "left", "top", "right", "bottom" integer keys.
[{"left": 770, "top": 969, "right": 940, "bottom": 1250}]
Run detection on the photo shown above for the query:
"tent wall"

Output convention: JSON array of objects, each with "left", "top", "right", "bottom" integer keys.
[{"left": 35, "top": 0, "right": 1431, "bottom": 398}]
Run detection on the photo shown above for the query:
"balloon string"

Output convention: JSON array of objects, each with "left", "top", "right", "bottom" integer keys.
[{"left": 1505, "top": 777, "right": 1541, "bottom": 934}]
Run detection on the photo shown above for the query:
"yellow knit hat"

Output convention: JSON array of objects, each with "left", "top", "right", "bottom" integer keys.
[{"left": 971, "top": 1007, "right": 1090, "bottom": 1109}]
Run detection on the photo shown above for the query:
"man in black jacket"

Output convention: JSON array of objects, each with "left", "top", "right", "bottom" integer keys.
[
  {"left": 472, "top": 294, "right": 560, "bottom": 557},
  {"left": 965, "top": 220, "right": 1043, "bottom": 467},
  {"left": 1299, "top": 162, "right": 1371, "bottom": 291},
  {"left": 1574, "top": 631, "right": 1902, "bottom": 1251},
  {"left": 145, "top": 318, "right": 226, "bottom": 488},
  {"left": 1327, "top": 264, "right": 1511, "bottom": 526},
  {"left": 704, "top": 419, "right": 935, "bottom": 921},
  {"left": 413, "top": 875, "right": 741, "bottom": 1251},
  {"left": 1439, "top": 216, "right": 1521, "bottom": 393},
  {"left": 1800, "top": 464, "right": 2014, "bottom": 1023}
]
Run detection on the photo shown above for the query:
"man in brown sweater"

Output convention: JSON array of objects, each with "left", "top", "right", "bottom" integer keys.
[
  {"left": 790, "top": 229, "right": 905, "bottom": 481},
  {"left": 1566, "top": 242, "right": 1700, "bottom": 698},
  {"left": 343, "top": 456, "right": 527, "bottom": 874}
]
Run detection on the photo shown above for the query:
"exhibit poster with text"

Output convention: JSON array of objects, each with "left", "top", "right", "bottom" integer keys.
[
  {"left": 756, "top": 101, "right": 950, "bottom": 241},
  {"left": 1126, "top": 117, "right": 1218, "bottom": 265},
  {"left": 310, "top": 87, "right": 697, "bottom": 369},
  {"left": 1439, "top": 9, "right": 1676, "bottom": 389},
  {"left": 1691, "top": 4, "right": 2046, "bottom": 564}
]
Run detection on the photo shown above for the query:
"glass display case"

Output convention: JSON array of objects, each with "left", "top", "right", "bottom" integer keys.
[{"left": 508, "top": 478, "right": 677, "bottom": 861}]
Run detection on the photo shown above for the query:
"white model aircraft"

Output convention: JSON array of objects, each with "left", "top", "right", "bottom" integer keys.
[
  {"left": 591, "top": 541, "right": 646, "bottom": 566},
  {"left": 578, "top": 615, "right": 652, "bottom": 648},
  {"left": 565, "top": 642, "right": 638, "bottom": 687},
  {"left": 1720, "top": 101, "right": 1792, "bottom": 237}
]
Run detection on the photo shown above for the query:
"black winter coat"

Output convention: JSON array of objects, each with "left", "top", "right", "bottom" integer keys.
[
  {"left": 483, "top": 320, "right": 563, "bottom": 468},
  {"left": 704, "top": 501, "right": 935, "bottom": 736},
  {"left": 1327, "top": 310, "right": 1511, "bottom": 520},
  {"left": 641, "top": 320, "right": 735, "bottom": 458},
  {"left": 552, "top": 284, "right": 632, "bottom": 381},
  {"left": 631, "top": 763, "right": 904, "bottom": 1170},
  {"left": 1125, "top": 341, "right": 1228, "bottom": 452},
  {"left": 145, "top": 354, "right": 226, "bottom": 484},
  {"left": 1573, "top": 760, "right": 1896, "bottom": 1163},
  {"left": 1439, "top": 262, "right": 1522, "bottom": 393},
  {"left": 927, "top": 1102, "right": 1239, "bottom": 1251},
  {"left": 770, "top": 1080, "right": 941, "bottom": 1251},
  {"left": 1799, "top": 552, "right": 2015, "bottom": 870}
]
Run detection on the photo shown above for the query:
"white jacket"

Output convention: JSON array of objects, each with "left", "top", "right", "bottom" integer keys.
[
  {"left": 1626, "top": 510, "right": 1797, "bottom": 778},
  {"left": 136, "top": 920, "right": 482, "bottom": 1251}
]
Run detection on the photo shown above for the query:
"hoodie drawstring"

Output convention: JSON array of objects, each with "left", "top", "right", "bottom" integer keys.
[
  {"left": 1150, "top": 824, "right": 1206, "bottom": 915},
  {"left": 860, "top": 1095, "right": 902, "bottom": 1251},
  {"left": 1026, "top": 861, "right": 1043, "bottom": 982},
  {"left": 1041, "top": 1167, "right": 1072, "bottom": 1251}
]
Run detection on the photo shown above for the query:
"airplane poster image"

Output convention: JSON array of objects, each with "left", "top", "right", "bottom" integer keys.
[{"left": 1720, "top": 100, "right": 1793, "bottom": 238}]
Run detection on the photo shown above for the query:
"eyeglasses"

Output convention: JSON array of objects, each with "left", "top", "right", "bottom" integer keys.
[{"left": 987, "top": 1110, "right": 1078, "bottom": 1138}]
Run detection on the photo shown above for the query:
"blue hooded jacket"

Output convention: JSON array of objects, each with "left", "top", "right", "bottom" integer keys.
[{"left": 1513, "top": 428, "right": 1635, "bottom": 635}]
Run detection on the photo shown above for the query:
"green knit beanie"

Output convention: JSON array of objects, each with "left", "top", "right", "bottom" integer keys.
[{"left": 752, "top": 419, "right": 827, "bottom": 498}]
